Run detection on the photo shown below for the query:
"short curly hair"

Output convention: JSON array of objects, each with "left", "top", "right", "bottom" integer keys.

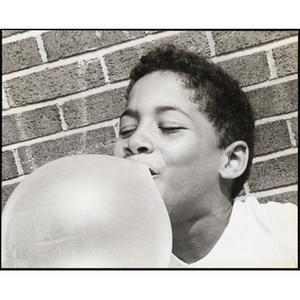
[{"left": 126, "top": 44, "right": 255, "bottom": 198}]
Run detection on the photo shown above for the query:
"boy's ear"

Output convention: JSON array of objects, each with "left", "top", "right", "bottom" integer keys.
[{"left": 219, "top": 141, "right": 249, "bottom": 180}]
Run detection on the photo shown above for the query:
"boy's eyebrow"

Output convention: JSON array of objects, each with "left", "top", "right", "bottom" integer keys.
[
  {"left": 120, "top": 105, "right": 193, "bottom": 120},
  {"left": 155, "top": 105, "right": 193, "bottom": 120},
  {"left": 120, "top": 108, "right": 138, "bottom": 119}
]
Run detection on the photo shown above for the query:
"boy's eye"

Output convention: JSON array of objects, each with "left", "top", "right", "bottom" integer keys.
[
  {"left": 159, "top": 127, "right": 184, "bottom": 134},
  {"left": 119, "top": 127, "right": 136, "bottom": 138}
]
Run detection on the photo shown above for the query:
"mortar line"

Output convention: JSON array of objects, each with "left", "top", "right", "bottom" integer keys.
[
  {"left": 113, "top": 119, "right": 120, "bottom": 138},
  {"left": 235, "top": 184, "right": 298, "bottom": 201},
  {"left": 2, "top": 86, "right": 10, "bottom": 110},
  {"left": 251, "top": 185, "right": 298, "bottom": 198},
  {"left": 99, "top": 55, "right": 110, "bottom": 83},
  {"left": 243, "top": 182, "right": 251, "bottom": 195},
  {"left": 205, "top": 31, "right": 216, "bottom": 57},
  {"left": 286, "top": 119, "right": 297, "bottom": 147},
  {"left": 266, "top": 50, "right": 278, "bottom": 79},
  {"left": 1, "top": 174, "right": 28, "bottom": 186},
  {"left": 254, "top": 111, "right": 298, "bottom": 126},
  {"left": 56, "top": 104, "right": 68, "bottom": 131},
  {"left": 242, "top": 74, "right": 297, "bottom": 92},
  {"left": 2, "top": 30, "right": 49, "bottom": 44},
  {"left": 36, "top": 34, "right": 48, "bottom": 63},
  {"left": 6, "top": 74, "right": 296, "bottom": 117},
  {"left": 3, "top": 33, "right": 297, "bottom": 81},
  {"left": 12, "top": 149, "right": 24, "bottom": 176},
  {"left": 2, "top": 118, "right": 120, "bottom": 152},
  {"left": 2, "top": 80, "right": 130, "bottom": 116},
  {"left": 2, "top": 31, "right": 184, "bottom": 81},
  {"left": 7, "top": 73, "right": 296, "bottom": 117},
  {"left": 253, "top": 147, "right": 298, "bottom": 164},
  {"left": 210, "top": 35, "right": 298, "bottom": 63}
]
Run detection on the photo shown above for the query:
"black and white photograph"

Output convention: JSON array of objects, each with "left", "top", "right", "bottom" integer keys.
[{"left": 1, "top": 28, "right": 299, "bottom": 298}]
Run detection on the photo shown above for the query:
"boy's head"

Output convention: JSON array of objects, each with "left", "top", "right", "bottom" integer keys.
[{"left": 124, "top": 44, "right": 255, "bottom": 198}]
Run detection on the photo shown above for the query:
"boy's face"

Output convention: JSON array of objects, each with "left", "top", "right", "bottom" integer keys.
[{"left": 113, "top": 71, "right": 225, "bottom": 224}]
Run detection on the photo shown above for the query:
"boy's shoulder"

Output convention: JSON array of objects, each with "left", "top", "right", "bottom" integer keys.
[
  {"left": 241, "top": 196, "right": 297, "bottom": 220},
  {"left": 235, "top": 196, "right": 297, "bottom": 228},
  {"left": 235, "top": 196, "right": 297, "bottom": 251},
  {"left": 231, "top": 196, "right": 297, "bottom": 267}
]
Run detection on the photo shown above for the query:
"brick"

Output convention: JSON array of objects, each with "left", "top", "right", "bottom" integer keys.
[
  {"left": 2, "top": 30, "right": 28, "bottom": 38},
  {"left": 246, "top": 80, "right": 298, "bottom": 120},
  {"left": 248, "top": 154, "right": 298, "bottom": 192},
  {"left": 63, "top": 87, "right": 127, "bottom": 129},
  {"left": 105, "top": 31, "right": 210, "bottom": 82},
  {"left": 217, "top": 52, "right": 270, "bottom": 87},
  {"left": 2, "top": 37, "right": 42, "bottom": 74},
  {"left": 2, "top": 105, "right": 62, "bottom": 146},
  {"left": 126, "top": 30, "right": 159, "bottom": 38},
  {"left": 2, "top": 114, "right": 20, "bottom": 146},
  {"left": 213, "top": 31, "right": 298, "bottom": 55},
  {"left": 18, "top": 126, "right": 116, "bottom": 174},
  {"left": 257, "top": 191, "right": 298, "bottom": 206},
  {"left": 290, "top": 117, "right": 298, "bottom": 146},
  {"left": 85, "top": 127, "right": 116, "bottom": 155},
  {"left": 2, "top": 151, "right": 18, "bottom": 180},
  {"left": 42, "top": 30, "right": 157, "bottom": 62},
  {"left": 273, "top": 42, "right": 298, "bottom": 77},
  {"left": 1, "top": 182, "right": 20, "bottom": 212},
  {"left": 154, "top": 31, "right": 210, "bottom": 55},
  {"left": 105, "top": 43, "right": 153, "bottom": 82},
  {"left": 4, "top": 59, "right": 105, "bottom": 107},
  {"left": 254, "top": 120, "right": 291, "bottom": 156}
]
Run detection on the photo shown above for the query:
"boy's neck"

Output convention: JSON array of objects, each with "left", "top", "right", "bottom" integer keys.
[{"left": 171, "top": 199, "right": 233, "bottom": 265}]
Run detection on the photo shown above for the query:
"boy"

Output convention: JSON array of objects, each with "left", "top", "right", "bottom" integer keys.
[{"left": 113, "top": 44, "right": 297, "bottom": 268}]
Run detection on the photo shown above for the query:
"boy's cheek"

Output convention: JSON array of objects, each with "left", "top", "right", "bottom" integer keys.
[{"left": 112, "top": 141, "right": 123, "bottom": 157}]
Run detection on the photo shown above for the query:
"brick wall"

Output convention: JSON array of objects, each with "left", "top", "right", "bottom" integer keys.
[{"left": 2, "top": 30, "right": 298, "bottom": 211}]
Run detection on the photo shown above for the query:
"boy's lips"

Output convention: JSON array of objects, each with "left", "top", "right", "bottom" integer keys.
[
  {"left": 125, "top": 158, "right": 159, "bottom": 177},
  {"left": 148, "top": 168, "right": 158, "bottom": 176}
]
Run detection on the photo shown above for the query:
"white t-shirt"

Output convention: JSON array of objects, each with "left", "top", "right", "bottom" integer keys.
[{"left": 169, "top": 197, "right": 298, "bottom": 268}]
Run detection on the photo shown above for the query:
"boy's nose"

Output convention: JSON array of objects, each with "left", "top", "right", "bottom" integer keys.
[{"left": 123, "top": 130, "right": 154, "bottom": 155}]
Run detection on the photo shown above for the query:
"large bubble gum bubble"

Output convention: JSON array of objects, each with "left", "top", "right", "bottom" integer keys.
[{"left": 2, "top": 155, "right": 172, "bottom": 268}]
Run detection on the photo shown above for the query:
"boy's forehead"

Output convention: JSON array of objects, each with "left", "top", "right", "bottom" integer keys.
[
  {"left": 131, "top": 71, "right": 185, "bottom": 92},
  {"left": 128, "top": 72, "right": 195, "bottom": 104},
  {"left": 126, "top": 72, "right": 206, "bottom": 116}
]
